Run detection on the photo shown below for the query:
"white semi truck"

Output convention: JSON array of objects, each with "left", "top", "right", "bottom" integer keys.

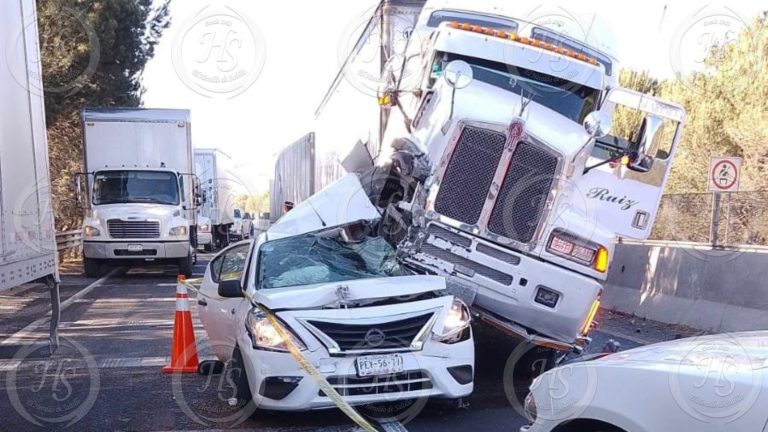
[
  {"left": 311, "top": 0, "right": 686, "bottom": 372},
  {"left": 78, "top": 108, "right": 198, "bottom": 277},
  {"left": 1, "top": 0, "right": 61, "bottom": 350},
  {"left": 194, "top": 148, "right": 237, "bottom": 251}
]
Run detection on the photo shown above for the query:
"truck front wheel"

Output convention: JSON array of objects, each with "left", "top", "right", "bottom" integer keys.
[
  {"left": 178, "top": 254, "right": 193, "bottom": 278},
  {"left": 83, "top": 258, "right": 102, "bottom": 278}
]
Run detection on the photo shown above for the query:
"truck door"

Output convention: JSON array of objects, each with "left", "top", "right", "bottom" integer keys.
[
  {"left": 577, "top": 88, "right": 686, "bottom": 240},
  {"left": 197, "top": 242, "right": 250, "bottom": 360}
]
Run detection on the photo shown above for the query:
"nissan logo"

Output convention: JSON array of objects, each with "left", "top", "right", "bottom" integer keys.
[{"left": 364, "top": 328, "right": 386, "bottom": 348}]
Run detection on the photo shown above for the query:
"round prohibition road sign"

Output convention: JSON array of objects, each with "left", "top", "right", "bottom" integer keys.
[{"left": 710, "top": 159, "right": 739, "bottom": 191}]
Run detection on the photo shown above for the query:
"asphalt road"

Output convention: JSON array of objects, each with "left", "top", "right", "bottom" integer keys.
[{"left": 0, "top": 254, "right": 654, "bottom": 432}]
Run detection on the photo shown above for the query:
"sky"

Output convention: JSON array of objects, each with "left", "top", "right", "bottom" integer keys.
[{"left": 142, "top": 1, "right": 765, "bottom": 195}]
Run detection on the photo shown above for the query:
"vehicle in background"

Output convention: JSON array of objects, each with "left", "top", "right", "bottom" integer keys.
[
  {"left": 77, "top": 108, "right": 198, "bottom": 277},
  {"left": 521, "top": 332, "right": 768, "bottom": 432},
  {"left": 196, "top": 215, "right": 213, "bottom": 252},
  {"left": 195, "top": 148, "right": 237, "bottom": 251},
  {"left": 197, "top": 174, "right": 474, "bottom": 411},
  {"left": 229, "top": 209, "right": 254, "bottom": 241},
  {"left": 311, "top": 0, "right": 686, "bottom": 375},
  {"left": 1, "top": 0, "right": 61, "bottom": 350}
]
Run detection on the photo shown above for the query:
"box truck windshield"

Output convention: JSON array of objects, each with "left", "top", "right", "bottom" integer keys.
[
  {"left": 92, "top": 170, "right": 179, "bottom": 205},
  {"left": 430, "top": 52, "right": 598, "bottom": 123}
]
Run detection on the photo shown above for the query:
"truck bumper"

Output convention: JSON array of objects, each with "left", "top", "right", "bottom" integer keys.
[
  {"left": 83, "top": 241, "right": 190, "bottom": 260},
  {"left": 402, "top": 222, "right": 602, "bottom": 347},
  {"left": 196, "top": 232, "right": 212, "bottom": 246}
]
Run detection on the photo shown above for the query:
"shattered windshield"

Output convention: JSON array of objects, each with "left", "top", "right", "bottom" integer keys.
[{"left": 258, "top": 222, "right": 409, "bottom": 289}]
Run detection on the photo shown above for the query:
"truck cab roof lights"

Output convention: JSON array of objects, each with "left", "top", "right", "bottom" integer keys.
[{"left": 446, "top": 21, "right": 599, "bottom": 67}]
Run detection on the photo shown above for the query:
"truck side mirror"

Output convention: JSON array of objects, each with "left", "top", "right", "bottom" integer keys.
[
  {"left": 73, "top": 173, "right": 88, "bottom": 209},
  {"left": 628, "top": 115, "right": 664, "bottom": 173}
]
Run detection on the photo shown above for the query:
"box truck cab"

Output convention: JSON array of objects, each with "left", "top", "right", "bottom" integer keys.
[
  {"left": 79, "top": 108, "right": 197, "bottom": 277},
  {"left": 194, "top": 148, "right": 237, "bottom": 251}
]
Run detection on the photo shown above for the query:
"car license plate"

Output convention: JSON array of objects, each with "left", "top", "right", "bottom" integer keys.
[
  {"left": 355, "top": 354, "right": 405, "bottom": 377},
  {"left": 127, "top": 244, "right": 143, "bottom": 252}
]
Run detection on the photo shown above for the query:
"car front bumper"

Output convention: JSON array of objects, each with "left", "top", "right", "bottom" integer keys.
[{"left": 237, "top": 332, "right": 474, "bottom": 411}]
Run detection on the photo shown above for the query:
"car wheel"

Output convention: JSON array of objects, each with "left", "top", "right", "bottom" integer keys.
[
  {"left": 229, "top": 345, "right": 253, "bottom": 404},
  {"left": 83, "top": 258, "right": 102, "bottom": 278}
]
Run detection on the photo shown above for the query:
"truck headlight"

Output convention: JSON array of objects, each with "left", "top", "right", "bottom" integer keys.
[
  {"left": 169, "top": 226, "right": 188, "bottom": 236},
  {"left": 198, "top": 224, "right": 211, "bottom": 233},
  {"left": 547, "top": 229, "right": 609, "bottom": 273},
  {"left": 83, "top": 226, "right": 100, "bottom": 237},
  {"left": 434, "top": 299, "right": 471, "bottom": 344},
  {"left": 245, "top": 309, "right": 306, "bottom": 352}
]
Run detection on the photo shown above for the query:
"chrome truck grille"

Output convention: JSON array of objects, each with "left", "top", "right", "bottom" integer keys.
[
  {"left": 488, "top": 141, "right": 560, "bottom": 243},
  {"left": 435, "top": 127, "right": 507, "bottom": 225},
  {"left": 432, "top": 123, "right": 560, "bottom": 246},
  {"left": 107, "top": 220, "right": 161, "bottom": 239},
  {"left": 307, "top": 313, "right": 433, "bottom": 353}
]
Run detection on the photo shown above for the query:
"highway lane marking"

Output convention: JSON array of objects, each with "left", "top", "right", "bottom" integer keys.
[{"left": 0, "top": 268, "right": 122, "bottom": 346}]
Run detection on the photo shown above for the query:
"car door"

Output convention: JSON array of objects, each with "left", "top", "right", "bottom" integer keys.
[{"left": 197, "top": 242, "right": 251, "bottom": 361}]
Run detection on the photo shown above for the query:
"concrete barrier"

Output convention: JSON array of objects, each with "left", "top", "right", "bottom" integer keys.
[{"left": 603, "top": 241, "right": 768, "bottom": 333}]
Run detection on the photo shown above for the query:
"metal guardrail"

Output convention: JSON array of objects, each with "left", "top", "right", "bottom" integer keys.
[{"left": 56, "top": 230, "right": 83, "bottom": 252}]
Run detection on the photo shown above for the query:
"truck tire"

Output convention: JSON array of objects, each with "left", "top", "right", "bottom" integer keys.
[
  {"left": 178, "top": 254, "right": 193, "bottom": 278},
  {"left": 203, "top": 242, "right": 212, "bottom": 252},
  {"left": 84, "top": 258, "right": 101, "bottom": 278}
]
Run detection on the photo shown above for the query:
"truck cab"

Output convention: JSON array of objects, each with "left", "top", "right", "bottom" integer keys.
[
  {"left": 371, "top": 10, "right": 685, "bottom": 363},
  {"left": 79, "top": 108, "right": 197, "bottom": 277}
]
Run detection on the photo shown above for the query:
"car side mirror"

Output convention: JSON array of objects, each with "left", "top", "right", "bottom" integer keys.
[
  {"left": 628, "top": 115, "right": 664, "bottom": 173},
  {"left": 218, "top": 279, "right": 244, "bottom": 298}
]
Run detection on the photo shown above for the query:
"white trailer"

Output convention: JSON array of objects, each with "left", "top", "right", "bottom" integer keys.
[
  {"left": 79, "top": 108, "right": 197, "bottom": 277},
  {"left": 1, "top": 0, "right": 61, "bottom": 350},
  {"left": 194, "top": 148, "right": 237, "bottom": 251}
]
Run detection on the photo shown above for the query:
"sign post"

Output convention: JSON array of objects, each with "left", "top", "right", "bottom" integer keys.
[{"left": 708, "top": 157, "right": 742, "bottom": 245}]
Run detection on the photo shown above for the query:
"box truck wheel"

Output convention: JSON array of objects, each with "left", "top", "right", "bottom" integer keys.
[
  {"left": 203, "top": 242, "right": 212, "bottom": 252},
  {"left": 179, "top": 254, "right": 193, "bottom": 278},
  {"left": 84, "top": 258, "right": 102, "bottom": 278}
]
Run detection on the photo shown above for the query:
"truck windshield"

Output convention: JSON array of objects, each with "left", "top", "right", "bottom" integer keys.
[
  {"left": 258, "top": 222, "right": 408, "bottom": 289},
  {"left": 92, "top": 170, "right": 179, "bottom": 205},
  {"left": 432, "top": 52, "right": 598, "bottom": 123}
]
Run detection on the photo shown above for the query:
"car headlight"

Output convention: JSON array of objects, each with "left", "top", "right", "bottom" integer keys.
[
  {"left": 547, "top": 229, "right": 609, "bottom": 273},
  {"left": 83, "top": 226, "right": 100, "bottom": 237},
  {"left": 169, "top": 226, "right": 188, "bottom": 236},
  {"left": 198, "top": 224, "right": 211, "bottom": 233},
  {"left": 524, "top": 392, "right": 538, "bottom": 423},
  {"left": 434, "top": 298, "right": 471, "bottom": 344},
  {"left": 245, "top": 309, "right": 306, "bottom": 352}
]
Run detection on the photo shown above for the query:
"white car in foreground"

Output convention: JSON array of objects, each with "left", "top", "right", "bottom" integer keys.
[
  {"left": 196, "top": 176, "right": 474, "bottom": 411},
  {"left": 521, "top": 332, "right": 768, "bottom": 432}
]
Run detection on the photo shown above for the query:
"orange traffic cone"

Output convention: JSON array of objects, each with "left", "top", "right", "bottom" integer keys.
[{"left": 162, "top": 275, "right": 199, "bottom": 373}]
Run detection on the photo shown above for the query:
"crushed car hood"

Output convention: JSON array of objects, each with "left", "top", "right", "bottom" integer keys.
[
  {"left": 256, "top": 275, "right": 447, "bottom": 311},
  {"left": 594, "top": 331, "right": 768, "bottom": 371},
  {"left": 267, "top": 174, "right": 379, "bottom": 240}
]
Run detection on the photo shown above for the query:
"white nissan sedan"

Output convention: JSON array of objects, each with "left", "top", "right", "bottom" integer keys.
[
  {"left": 196, "top": 177, "right": 474, "bottom": 412},
  {"left": 521, "top": 332, "right": 768, "bottom": 432}
]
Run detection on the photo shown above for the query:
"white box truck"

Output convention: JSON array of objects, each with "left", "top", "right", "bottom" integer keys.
[
  {"left": 1, "top": 0, "right": 61, "bottom": 350},
  {"left": 79, "top": 108, "right": 197, "bottom": 277},
  {"left": 194, "top": 148, "right": 236, "bottom": 251}
]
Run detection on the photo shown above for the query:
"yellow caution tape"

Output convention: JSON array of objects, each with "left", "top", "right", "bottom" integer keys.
[
  {"left": 183, "top": 277, "right": 379, "bottom": 431},
  {"left": 255, "top": 304, "right": 380, "bottom": 432}
]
